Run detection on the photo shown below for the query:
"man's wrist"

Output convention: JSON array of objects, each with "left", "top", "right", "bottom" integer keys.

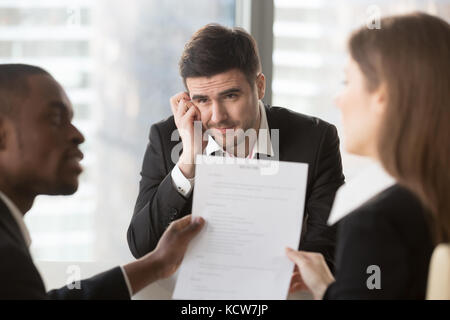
[
  {"left": 123, "top": 252, "right": 162, "bottom": 296},
  {"left": 178, "top": 154, "right": 195, "bottom": 179}
]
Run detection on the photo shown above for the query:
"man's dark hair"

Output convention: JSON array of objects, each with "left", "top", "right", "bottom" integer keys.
[
  {"left": 0, "top": 64, "right": 50, "bottom": 116},
  {"left": 179, "top": 24, "right": 262, "bottom": 86}
]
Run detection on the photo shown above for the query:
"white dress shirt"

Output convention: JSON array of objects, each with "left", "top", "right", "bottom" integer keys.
[
  {"left": 0, "top": 190, "right": 133, "bottom": 298},
  {"left": 327, "top": 161, "right": 396, "bottom": 225},
  {"left": 172, "top": 100, "right": 274, "bottom": 197}
]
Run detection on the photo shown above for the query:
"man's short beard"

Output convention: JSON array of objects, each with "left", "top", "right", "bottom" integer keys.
[
  {"left": 46, "top": 181, "right": 78, "bottom": 196},
  {"left": 216, "top": 128, "right": 258, "bottom": 157}
]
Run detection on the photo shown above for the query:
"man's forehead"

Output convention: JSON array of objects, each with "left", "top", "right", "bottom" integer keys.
[
  {"left": 26, "top": 74, "right": 72, "bottom": 110},
  {"left": 186, "top": 69, "right": 248, "bottom": 95}
]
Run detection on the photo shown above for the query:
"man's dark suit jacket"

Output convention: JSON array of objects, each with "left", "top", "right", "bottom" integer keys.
[
  {"left": 0, "top": 199, "right": 130, "bottom": 300},
  {"left": 324, "top": 185, "right": 434, "bottom": 299},
  {"left": 128, "top": 105, "right": 345, "bottom": 270}
]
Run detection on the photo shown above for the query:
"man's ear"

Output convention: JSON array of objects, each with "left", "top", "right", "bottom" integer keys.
[
  {"left": 0, "top": 116, "right": 15, "bottom": 151},
  {"left": 256, "top": 73, "right": 266, "bottom": 100},
  {"left": 0, "top": 117, "right": 5, "bottom": 150}
]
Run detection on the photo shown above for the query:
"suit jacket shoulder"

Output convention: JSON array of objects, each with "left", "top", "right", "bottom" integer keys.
[
  {"left": 343, "top": 185, "right": 431, "bottom": 245},
  {"left": 325, "top": 184, "right": 433, "bottom": 299},
  {"left": 0, "top": 201, "right": 48, "bottom": 299},
  {"left": 0, "top": 199, "right": 130, "bottom": 300},
  {"left": 266, "top": 105, "right": 332, "bottom": 130}
]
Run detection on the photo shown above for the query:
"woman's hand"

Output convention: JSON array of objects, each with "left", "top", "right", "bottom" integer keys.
[{"left": 286, "top": 248, "right": 335, "bottom": 300}]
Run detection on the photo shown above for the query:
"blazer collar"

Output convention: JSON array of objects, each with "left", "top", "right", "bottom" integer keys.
[
  {"left": 327, "top": 161, "right": 396, "bottom": 225},
  {"left": 0, "top": 191, "right": 32, "bottom": 247}
]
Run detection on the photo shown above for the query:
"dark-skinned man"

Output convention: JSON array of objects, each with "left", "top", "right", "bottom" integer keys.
[{"left": 0, "top": 64, "right": 204, "bottom": 299}]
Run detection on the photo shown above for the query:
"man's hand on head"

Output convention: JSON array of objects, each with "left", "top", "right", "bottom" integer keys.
[{"left": 170, "top": 92, "right": 204, "bottom": 179}]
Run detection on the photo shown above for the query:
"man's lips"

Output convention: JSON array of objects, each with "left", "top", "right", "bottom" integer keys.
[
  {"left": 65, "top": 150, "right": 84, "bottom": 171},
  {"left": 66, "top": 150, "right": 84, "bottom": 161},
  {"left": 214, "top": 127, "right": 236, "bottom": 134}
]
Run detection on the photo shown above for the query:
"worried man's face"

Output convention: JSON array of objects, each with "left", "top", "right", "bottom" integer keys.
[{"left": 186, "top": 69, "right": 265, "bottom": 152}]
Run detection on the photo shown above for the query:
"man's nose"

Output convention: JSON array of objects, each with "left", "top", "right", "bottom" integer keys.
[
  {"left": 211, "top": 101, "right": 228, "bottom": 124},
  {"left": 69, "top": 123, "right": 85, "bottom": 145}
]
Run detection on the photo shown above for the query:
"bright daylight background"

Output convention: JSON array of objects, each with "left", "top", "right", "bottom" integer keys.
[{"left": 0, "top": 0, "right": 448, "bottom": 263}]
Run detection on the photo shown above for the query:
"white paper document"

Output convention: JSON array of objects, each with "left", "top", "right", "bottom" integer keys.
[{"left": 173, "top": 155, "right": 308, "bottom": 300}]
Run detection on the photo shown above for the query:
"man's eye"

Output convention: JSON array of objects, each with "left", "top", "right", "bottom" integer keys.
[
  {"left": 50, "top": 114, "right": 62, "bottom": 125},
  {"left": 226, "top": 94, "right": 237, "bottom": 99},
  {"left": 197, "top": 99, "right": 208, "bottom": 104}
]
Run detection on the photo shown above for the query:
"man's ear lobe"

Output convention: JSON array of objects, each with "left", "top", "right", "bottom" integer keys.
[
  {"left": 0, "top": 117, "right": 11, "bottom": 150},
  {"left": 256, "top": 73, "right": 266, "bottom": 100},
  {"left": 0, "top": 118, "right": 5, "bottom": 150}
]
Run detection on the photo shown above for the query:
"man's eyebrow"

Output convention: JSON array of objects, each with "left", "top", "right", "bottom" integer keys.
[
  {"left": 218, "top": 88, "right": 242, "bottom": 96},
  {"left": 191, "top": 94, "right": 209, "bottom": 100},
  {"left": 191, "top": 88, "right": 242, "bottom": 100},
  {"left": 48, "top": 101, "right": 73, "bottom": 118}
]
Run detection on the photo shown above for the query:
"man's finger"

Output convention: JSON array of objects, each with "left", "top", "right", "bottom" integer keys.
[
  {"left": 170, "top": 214, "right": 193, "bottom": 231},
  {"left": 170, "top": 92, "right": 189, "bottom": 114},
  {"left": 177, "top": 99, "right": 188, "bottom": 118},
  {"left": 179, "top": 216, "right": 205, "bottom": 241},
  {"left": 182, "top": 103, "right": 198, "bottom": 121},
  {"left": 173, "top": 92, "right": 190, "bottom": 104}
]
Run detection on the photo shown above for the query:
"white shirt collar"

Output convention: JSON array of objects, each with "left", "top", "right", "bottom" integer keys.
[
  {"left": 205, "top": 100, "right": 274, "bottom": 158},
  {"left": 0, "top": 191, "right": 32, "bottom": 247},
  {"left": 327, "top": 161, "right": 396, "bottom": 225}
]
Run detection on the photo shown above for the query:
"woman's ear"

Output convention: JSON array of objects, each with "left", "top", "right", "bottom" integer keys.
[
  {"left": 373, "top": 83, "right": 387, "bottom": 116},
  {"left": 256, "top": 73, "right": 266, "bottom": 100}
]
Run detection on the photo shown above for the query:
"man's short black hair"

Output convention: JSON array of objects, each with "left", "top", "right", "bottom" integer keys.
[
  {"left": 0, "top": 64, "right": 50, "bottom": 116},
  {"left": 179, "top": 24, "right": 262, "bottom": 86}
]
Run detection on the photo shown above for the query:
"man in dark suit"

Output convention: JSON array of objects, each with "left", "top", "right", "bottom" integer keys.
[
  {"left": 0, "top": 64, "right": 204, "bottom": 299},
  {"left": 127, "top": 24, "right": 345, "bottom": 271}
]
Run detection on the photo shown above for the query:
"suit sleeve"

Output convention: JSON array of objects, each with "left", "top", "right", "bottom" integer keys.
[
  {"left": 127, "top": 123, "right": 190, "bottom": 258},
  {"left": 0, "top": 242, "right": 129, "bottom": 300},
  {"left": 299, "top": 123, "right": 345, "bottom": 272},
  {"left": 0, "top": 242, "right": 48, "bottom": 299},
  {"left": 323, "top": 210, "right": 409, "bottom": 299},
  {"left": 47, "top": 267, "right": 130, "bottom": 300}
]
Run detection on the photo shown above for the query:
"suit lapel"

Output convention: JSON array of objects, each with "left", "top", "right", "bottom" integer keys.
[
  {"left": 264, "top": 104, "right": 282, "bottom": 161},
  {"left": 0, "top": 198, "right": 29, "bottom": 250}
]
